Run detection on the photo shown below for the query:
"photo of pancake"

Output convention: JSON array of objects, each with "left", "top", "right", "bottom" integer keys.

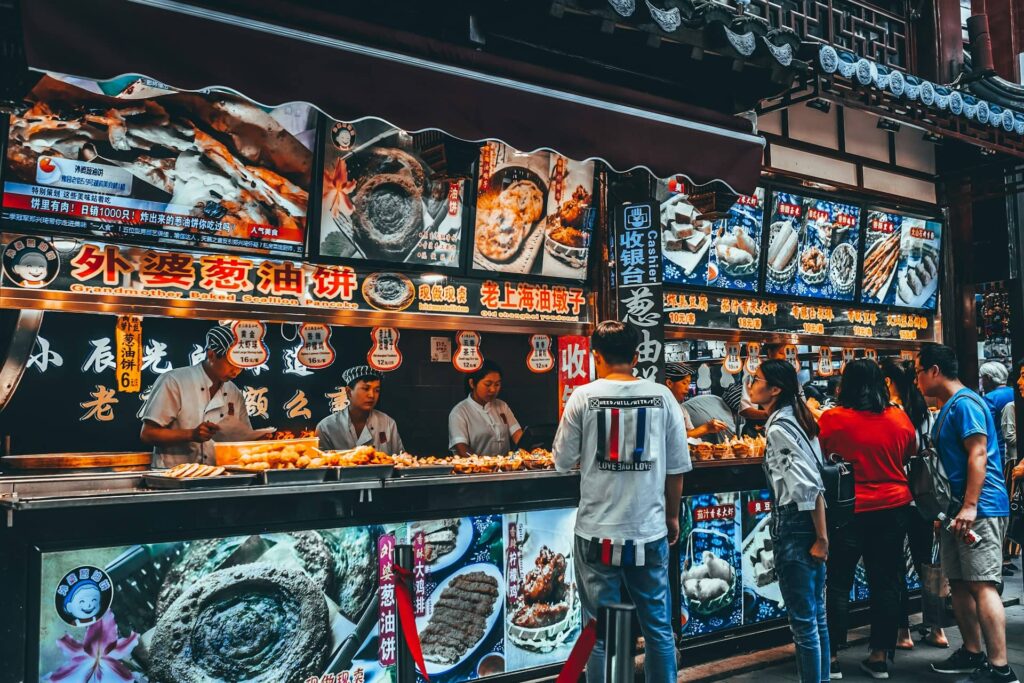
[
  {"left": 361, "top": 272, "right": 415, "bottom": 311},
  {"left": 319, "top": 119, "right": 465, "bottom": 267}
]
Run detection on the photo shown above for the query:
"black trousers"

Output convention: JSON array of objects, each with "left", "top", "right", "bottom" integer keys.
[
  {"left": 900, "top": 505, "right": 935, "bottom": 629},
  {"left": 826, "top": 505, "right": 910, "bottom": 655}
]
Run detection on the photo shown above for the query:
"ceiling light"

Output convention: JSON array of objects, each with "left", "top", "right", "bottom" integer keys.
[{"left": 877, "top": 118, "right": 901, "bottom": 133}]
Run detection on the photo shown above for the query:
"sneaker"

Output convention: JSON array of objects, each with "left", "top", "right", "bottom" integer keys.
[
  {"left": 933, "top": 647, "right": 988, "bottom": 674},
  {"left": 860, "top": 659, "right": 889, "bottom": 679},
  {"left": 955, "top": 662, "right": 1020, "bottom": 683},
  {"left": 830, "top": 660, "right": 842, "bottom": 679}
]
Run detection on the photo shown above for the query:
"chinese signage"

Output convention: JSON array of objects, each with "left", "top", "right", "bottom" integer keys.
[
  {"left": 1, "top": 235, "right": 591, "bottom": 325},
  {"left": 228, "top": 321, "right": 269, "bottom": 368},
  {"left": 114, "top": 316, "right": 142, "bottom": 393},
  {"left": 557, "top": 335, "right": 590, "bottom": 417},
  {"left": 377, "top": 534, "right": 398, "bottom": 667},
  {"left": 527, "top": 335, "right": 554, "bottom": 373},
  {"left": 297, "top": 323, "right": 335, "bottom": 370},
  {"left": 663, "top": 289, "right": 934, "bottom": 342},
  {"left": 3, "top": 74, "right": 314, "bottom": 256},
  {"left": 613, "top": 202, "right": 664, "bottom": 382},
  {"left": 453, "top": 331, "right": 484, "bottom": 373},
  {"left": 367, "top": 327, "right": 401, "bottom": 372}
]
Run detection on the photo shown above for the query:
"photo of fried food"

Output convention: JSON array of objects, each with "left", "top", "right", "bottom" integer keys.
[{"left": 512, "top": 546, "right": 570, "bottom": 628}]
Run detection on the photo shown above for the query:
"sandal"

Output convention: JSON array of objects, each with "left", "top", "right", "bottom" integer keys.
[{"left": 923, "top": 633, "right": 950, "bottom": 649}]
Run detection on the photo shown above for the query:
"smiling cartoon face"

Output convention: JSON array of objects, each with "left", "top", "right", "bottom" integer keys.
[
  {"left": 11, "top": 251, "right": 47, "bottom": 283},
  {"left": 67, "top": 584, "right": 102, "bottom": 620}
]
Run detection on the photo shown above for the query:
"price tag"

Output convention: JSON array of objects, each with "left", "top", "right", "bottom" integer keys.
[
  {"left": 783, "top": 344, "right": 800, "bottom": 372},
  {"left": 723, "top": 342, "right": 743, "bottom": 375},
  {"left": 368, "top": 327, "right": 402, "bottom": 371},
  {"left": 527, "top": 335, "right": 555, "bottom": 373},
  {"left": 864, "top": 348, "right": 878, "bottom": 363},
  {"left": 297, "top": 323, "right": 335, "bottom": 370},
  {"left": 115, "top": 315, "right": 142, "bottom": 393},
  {"left": 744, "top": 341, "right": 761, "bottom": 375},
  {"left": 817, "top": 346, "right": 834, "bottom": 377},
  {"left": 900, "top": 349, "right": 914, "bottom": 362},
  {"left": 840, "top": 348, "right": 857, "bottom": 373},
  {"left": 430, "top": 337, "right": 452, "bottom": 363},
  {"left": 453, "top": 331, "right": 483, "bottom": 373},
  {"left": 228, "top": 321, "right": 269, "bottom": 368}
]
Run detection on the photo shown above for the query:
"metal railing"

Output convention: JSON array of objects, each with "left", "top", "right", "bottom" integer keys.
[{"left": 745, "top": 0, "right": 914, "bottom": 71}]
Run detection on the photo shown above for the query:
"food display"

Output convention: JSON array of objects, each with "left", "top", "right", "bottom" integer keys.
[
  {"left": 3, "top": 74, "right": 315, "bottom": 256},
  {"left": 680, "top": 492, "right": 743, "bottom": 635},
  {"left": 660, "top": 187, "right": 765, "bottom": 291},
  {"left": 691, "top": 436, "right": 765, "bottom": 462},
  {"left": 159, "top": 463, "right": 226, "bottom": 478},
  {"left": 392, "top": 449, "right": 555, "bottom": 473},
  {"left": 764, "top": 192, "right": 861, "bottom": 302},
  {"left": 318, "top": 119, "right": 465, "bottom": 267},
  {"left": 472, "top": 143, "right": 594, "bottom": 278},
  {"left": 512, "top": 546, "right": 571, "bottom": 629},
  {"left": 231, "top": 440, "right": 324, "bottom": 471},
  {"left": 859, "top": 210, "right": 942, "bottom": 310},
  {"left": 321, "top": 446, "right": 393, "bottom": 467},
  {"left": 420, "top": 570, "right": 501, "bottom": 665}
]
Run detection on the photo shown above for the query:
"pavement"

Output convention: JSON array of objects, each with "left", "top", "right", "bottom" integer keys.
[{"left": 681, "top": 571, "right": 1024, "bottom": 682}]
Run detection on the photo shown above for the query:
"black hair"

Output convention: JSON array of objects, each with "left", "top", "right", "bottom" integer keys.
[
  {"left": 802, "top": 382, "right": 826, "bottom": 404},
  {"left": 881, "top": 357, "right": 929, "bottom": 432},
  {"left": 591, "top": 320, "right": 639, "bottom": 366},
  {"left": 760, "top": 359, "right": 819, "bottom": 438},
  {"left": 762, "top": 343, "right": 782, "bottom": 358},
  {"left": 838, "top": 359, "right": 889, "bottom": 413},
  {"left": 918, "top": 342, "right": 959, "bottom": 380},
  {"left": 465, "top": 360, "right": 503, "bottom": 394}
]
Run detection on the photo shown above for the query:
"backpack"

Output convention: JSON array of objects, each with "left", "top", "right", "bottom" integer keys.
[
  {"left": 907, "top": 396, "right": 977, "bottom": 522},
  {"left": 774, "top": 415, "right": 856, "bottom": 532}
]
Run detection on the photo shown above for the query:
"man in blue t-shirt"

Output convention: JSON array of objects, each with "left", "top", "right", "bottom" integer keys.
[
  {"left": 916, "top": 344, "right": 1015, "bottom": 683},
  {"left": 980, "top": 361, "right": 1014, "bottom": 460}
]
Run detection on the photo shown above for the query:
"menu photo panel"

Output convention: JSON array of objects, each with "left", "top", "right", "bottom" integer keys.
[
  {"left": 764, "top": 191, "right": 861, "bottom": 302},
  {"left": 3, "top": 73, "right": 316, "bottom": 256},
  {"left": 859, "top": 210, "right": 942, "bottom": 311}
]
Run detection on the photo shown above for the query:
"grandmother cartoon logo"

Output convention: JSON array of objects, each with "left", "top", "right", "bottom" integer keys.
[
  {"left": 2, "top": 236, "right": 61, "bottom": 288},
  {"left": 53, "top": 566, "right": 114, "bottom": 627}
]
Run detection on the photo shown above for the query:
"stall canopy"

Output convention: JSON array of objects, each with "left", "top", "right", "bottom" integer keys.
[{"left": 19, "top": 0, "right": 765, "bottom": 194}]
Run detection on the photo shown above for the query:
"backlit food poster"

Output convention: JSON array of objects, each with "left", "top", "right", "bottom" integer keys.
[
  {"left": 740, "top": 490, "right": 786, "bottom": 624},
  {"left": 680, "top": 492, "right": 743, "bottom": 637},
  {"left": 472, "top": 143, "right": 595, "bottom": 280},
  {"left": 502, "top": 509, "right": 580, "bottom": 673},
  {"left": 660, "top": 186, "right": 764, "bottom": 292},
  {"left": 3, "top": 73, "right": 316, "bottom": 256},
  {"left": 318, "top": 119, "right": 465, "bottom": 267},
  {"left": 411, "top": 515, "right": 505, "bottom": 683},
  {"left": 764, "top": 192, "right": 861, "bottom": 302},
  {"left": 35, "top": 525, "right": 403, "bottom": 683},
  {"left": 859, "top": 211, "right": 942, "bottom": 310}
]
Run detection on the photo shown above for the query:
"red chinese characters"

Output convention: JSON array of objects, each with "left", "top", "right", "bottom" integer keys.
[
  {"left": 70, "top": 244, "right": 132, "bottom": 285},
  {"left": 256, "top": 261, "right": 305, "bottom": 297},
  {"left": 199, "top": 255, "right": 254, "bottom": 292},
  {"left": 311, "top": 265, "right": 357, "bottom": 300},
  {"left": 139, "top": 251, "right": 195, "bottom": 290}
]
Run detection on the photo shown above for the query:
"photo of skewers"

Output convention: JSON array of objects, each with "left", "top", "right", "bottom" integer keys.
[{"left": 860, "top": 211, "right": 942, "bottom": 310}]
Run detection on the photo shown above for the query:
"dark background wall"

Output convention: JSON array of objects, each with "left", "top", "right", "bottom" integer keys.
[{"left": 0, "top": 312, "right": 558, "bottom": 456}]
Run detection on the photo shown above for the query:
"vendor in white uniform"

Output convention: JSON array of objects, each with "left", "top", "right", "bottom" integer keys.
[
  {"left": 140, "top": 325, "right": 252, "bottom": 468},
  {"left": 315, "top": 365, "right": 404, "bottom": 454},
  {"left": 664, "top": 362, "right": 729, "bottom": 440},
  {"left": 448, "top": 360, "right": 522, "bottom": 456}
]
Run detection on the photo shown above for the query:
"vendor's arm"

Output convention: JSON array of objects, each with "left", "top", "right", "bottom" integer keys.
[
  {"left": 139, "top": 374, "right": 219, "bottom": 446},
  {"left": 503, "top": 402, "right": 523, "bottom": 447}
]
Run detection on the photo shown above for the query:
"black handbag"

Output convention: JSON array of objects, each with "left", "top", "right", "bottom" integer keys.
[{"left": 776, "top": 416, "right": 856, "bottom": 531}]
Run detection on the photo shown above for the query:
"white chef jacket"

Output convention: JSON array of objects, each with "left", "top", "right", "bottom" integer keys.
[
  {"left": 448, "top": 396, "right": 521, "bottom": 456},
  {"left": 315, "top": 408, "right": 404, "bottom": 454},
  {"left": 140, "top": 363, "right": 251, "bottom": 468}
]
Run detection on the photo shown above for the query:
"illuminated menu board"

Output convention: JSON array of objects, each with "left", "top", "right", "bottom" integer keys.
[
  {"left": 764, "top": 192, "right": 861, "bottom": 303},
  {"left": 660, "top": 186, "right": 765, "bottom": 292},
  {"left": 860, "top": 210, "right": 942, "bottom": 311}
]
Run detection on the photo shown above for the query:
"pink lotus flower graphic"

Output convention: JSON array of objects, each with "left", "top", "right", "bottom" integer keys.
[{"left": 47, "top": 611, "right": 138, "bottom": 682}]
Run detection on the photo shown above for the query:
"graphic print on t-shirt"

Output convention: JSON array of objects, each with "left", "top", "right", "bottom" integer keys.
[{"left": 587, "top": 396, "right": 664, "bottom": 471}]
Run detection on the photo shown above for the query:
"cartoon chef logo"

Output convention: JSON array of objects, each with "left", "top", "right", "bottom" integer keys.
[
  {"left": 2, "top": 236, "right": 61, "bottom": 288},
  {"left": 54, "top": 565, "right": 114, "bottom": 626},
  {"left": 331, "top": 122, "right": 356, "bottom": 152}
]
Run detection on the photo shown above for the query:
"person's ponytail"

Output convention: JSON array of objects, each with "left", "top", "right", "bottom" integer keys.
[{"left": 760, "top": 359, "right": 820, "bottom": 439}]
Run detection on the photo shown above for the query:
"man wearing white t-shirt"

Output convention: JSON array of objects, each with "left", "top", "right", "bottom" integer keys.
[{"left": 554, "top": 321, "right": 692, "bottom": 683}]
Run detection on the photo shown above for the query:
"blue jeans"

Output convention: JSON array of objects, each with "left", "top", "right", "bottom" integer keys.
[
  {"left": 773, "top": 505, "right": 830, "bottom": 683},
  {"left": 574, "top": 535, "right": 676, "bottom": 683}
]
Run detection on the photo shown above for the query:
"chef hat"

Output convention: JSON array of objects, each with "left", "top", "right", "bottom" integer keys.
[
  {"left": 665, "top": 362, "right": 696, "bottom": 381},
  {"left": 342, "top": 365, "right": 383, "bottom": 387},
  {"left": 980, "top": 361, "right": 1009, "bottom": 385},
  {"left": 205, "top": 325, "right": 235, "bottom": 357}
]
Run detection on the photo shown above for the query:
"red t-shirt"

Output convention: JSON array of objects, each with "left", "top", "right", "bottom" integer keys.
[{"left": 818, "top": 406, "right": 915, "bottom": 513}]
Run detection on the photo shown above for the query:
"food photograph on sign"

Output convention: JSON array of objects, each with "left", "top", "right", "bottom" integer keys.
[
  {"left": 764, "top": 192, "right": 861, "bottom": 302},
  {"left": 318, "top": 119, "right": 466, "bottom": 267},
  {"left": 502, "top": 509, "right": 580, "bottom": 673},
  {"left": 34, "top": 525, "right": 403, "bottom": 683},
  {"left": 860, "top": 210, "right": 942, "bottom": 310},
  {"left": 2, "top": 74, "right": 316, "bottom": 255},
  {"left": 659, "top": 183, "right": 764, "bottom": 292},
  {"left": 472, "top": 143, "right": 595, "bottom": 280},
  {"left": 740, "top": 490, "right": 786, "bottom": 624},
  {"left": 680, "top": 492, "right": 743, "bottom": 637},
  {"left": 411, "top": 514, "right": 505, "bottom": 683}
]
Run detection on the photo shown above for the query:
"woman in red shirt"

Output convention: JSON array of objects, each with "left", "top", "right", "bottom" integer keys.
[{"left": 819, "top": 359, "right": 916, "bottom": 680}]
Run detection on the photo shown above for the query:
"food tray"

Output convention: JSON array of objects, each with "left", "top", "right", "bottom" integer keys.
[
  {"left": 214, "top": 437, "right": 319, "bottom": 466},
  {"left": 143, "top": 473, "right": 256, "bottom": 489},
  {"left": 394, "top": 464, "right": 455, "bottom": 478},
  {"left": 333, "top": 464, "right": 395, "bottom": 482},
  {"left": 225, "top": 466, "right": 330, "bottom": 485}
]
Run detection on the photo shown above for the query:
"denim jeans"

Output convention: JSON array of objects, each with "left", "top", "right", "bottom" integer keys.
[
  {"left": 773, "top": 505, "right": 830, "bottom": 683},
  {"left": 574, "top": 535, "right": 676, "bottom": 683}
]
